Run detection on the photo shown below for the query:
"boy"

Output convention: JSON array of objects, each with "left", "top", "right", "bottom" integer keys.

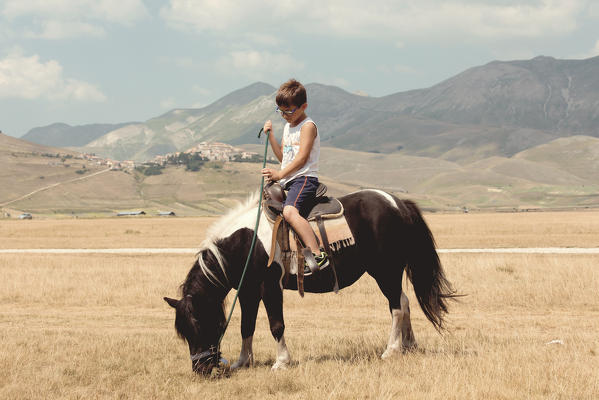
[{"left": 261, "top": 79, "right": 329, "bottom": 276}]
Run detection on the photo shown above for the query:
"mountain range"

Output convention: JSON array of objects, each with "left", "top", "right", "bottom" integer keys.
[{"left": 22, "top": 55, "right": 599, "bottom": 164}]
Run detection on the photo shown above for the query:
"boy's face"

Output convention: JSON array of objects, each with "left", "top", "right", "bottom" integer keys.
[{"left": 277, "top": 103, "right": 307, "bottom": 125}]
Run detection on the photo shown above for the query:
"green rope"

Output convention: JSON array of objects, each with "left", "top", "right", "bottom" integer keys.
[{"left": 217, "top": 128, "right": 270, "bottom": 349}]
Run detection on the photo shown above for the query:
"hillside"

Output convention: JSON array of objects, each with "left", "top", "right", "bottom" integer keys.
[
  {"left": 2, "top": 132, "right": 599, "bottom": 217},
  {"left": 0, "top": 133, "right": 107, "bottom": 213}
]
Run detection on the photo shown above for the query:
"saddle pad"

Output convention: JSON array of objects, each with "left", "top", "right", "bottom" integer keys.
[{"left": 289, "top": 215, "right": 355, "bottom": 254}]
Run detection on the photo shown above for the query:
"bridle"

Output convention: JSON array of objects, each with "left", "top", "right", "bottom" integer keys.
[{"left": 190, "top": 346, "right": 221, "bottom": 371}]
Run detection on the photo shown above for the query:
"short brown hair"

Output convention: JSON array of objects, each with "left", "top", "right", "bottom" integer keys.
[{"left": 276, "top": 79, "right": 306, "bottom": 108}]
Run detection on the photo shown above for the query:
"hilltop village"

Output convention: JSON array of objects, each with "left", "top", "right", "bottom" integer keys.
[
  {"left": 152, "top": 142, "right": 260, "bottom": 165},
  {"left": 79, "top": 142, "right": 265, "bottom": 172}
]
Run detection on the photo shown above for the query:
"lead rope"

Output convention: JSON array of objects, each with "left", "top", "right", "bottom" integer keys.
[{"left": 216, "top": 127, "right": 270, "bottom": 353}]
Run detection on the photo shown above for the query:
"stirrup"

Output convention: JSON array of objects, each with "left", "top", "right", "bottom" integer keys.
[{"left": 303, "top": 252, "right": 329, "bottom": 276}]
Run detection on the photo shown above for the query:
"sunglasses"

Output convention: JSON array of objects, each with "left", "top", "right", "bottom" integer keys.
[{"left": 275, "top": 106, "right": 298, "bottom": 116}]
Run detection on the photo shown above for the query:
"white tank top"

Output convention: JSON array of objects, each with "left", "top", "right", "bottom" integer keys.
[{"left": 280, "top": 117, "right": 319, "bottom": 186}]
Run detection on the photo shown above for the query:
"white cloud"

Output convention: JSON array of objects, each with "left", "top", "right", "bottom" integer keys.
[
  {"left": 376, "top": 64, "right": 420, "bottom": 80},
  {"left": 160, "top": 0, "right": 587, "bottom": 41},
  {"left": 245, "top": 33, "right": 281, "bottom": 47},
  {"left": 173, "top": 57, "right": 194, "bottom": 69},
  {"left": 192, "top": 85, "right": 211, "bottom": 96},
  {"left": 588, "top": 2, "right": 599, "bottom": 17},
  {"left": 330, "top": 77, "right": 350, "bottom": 89},
  {"left": 218, "top": 50, "right": 304, "bottom": 80},
  {"left": 160, "top": 0, "right": 242, "bottom": 32},
  {"left": 0, "top": 51, "right": 106, "bottom": 101},
  {"left": 590, "top": 39, "right": 599, "bottom": 57},
  {"left": 160, "top": 97, "right": 177, "bottom": 109},
  {"left": 1, "top": 0, "right": 148, "bottom": 39},
  {"left": 569, "top": 39, "right": 599, "bottom": 59},
  {"left": 25, "top": 20, "right": 106, "bottom": 39}
]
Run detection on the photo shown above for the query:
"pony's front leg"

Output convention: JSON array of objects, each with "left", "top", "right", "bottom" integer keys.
[
  {"left": 232, "top": 336, "right": 254, "bottom": 370},
  {"left": 231, "top": 283, "right": 261, "bottom": 370},
  {"left": 262, "top": 263, "right": 291, "bottom": 370}
]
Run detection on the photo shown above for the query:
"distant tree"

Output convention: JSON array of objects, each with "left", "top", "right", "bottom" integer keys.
[
  {"left": 166, "top": 152, "right": 207, "bottom": 171},
  {"left": 232, "top": 154, "right": 262, "bottom": 163},
  {"left": 135, "top": 163, "right": 164, "bottom": 176},
  {"left": 186, "top": 159, "right": 204, "bottom": 171}
]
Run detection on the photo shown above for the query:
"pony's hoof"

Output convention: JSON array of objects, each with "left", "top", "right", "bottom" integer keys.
[
  {"left": 209, "top": 358, "right": 231, "bottom": 379},
  {"left": 271, "top": 360, "right": 289, "bottom": 370},
  {"left": 230, "top": 361, "right": 246, "bottom": 370},
  {"left": 381, "top": 347, "right": 400, "bottom": 359},
  {"left": 402, "top": 342, "right": 418, "bottom": 352},
  {"left": 231, "top": 355, "right": 253, "bottom": 370}
]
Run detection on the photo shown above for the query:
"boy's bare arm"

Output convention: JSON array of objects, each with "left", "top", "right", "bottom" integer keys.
[
  {"left": 277, "top": 122, "right": 317, "bottom": 179},
  {"left": 264, "top": 120, "right": 283, "bottom": 162}
]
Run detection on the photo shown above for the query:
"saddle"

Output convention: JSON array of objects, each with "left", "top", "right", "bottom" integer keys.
[
  {"left": 263, "top": 181, "right": 341, "bottom": 222},
  {"left": 262, "top": 182, "right": 353, "bottom": 296}
]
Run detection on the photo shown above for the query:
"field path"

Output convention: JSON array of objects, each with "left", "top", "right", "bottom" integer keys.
[
  {"left": 0, "top": 168, "right": 111, "bottom": 207},
  {"left": 1, "top": 247, "right": 598, "bottom": 254}
]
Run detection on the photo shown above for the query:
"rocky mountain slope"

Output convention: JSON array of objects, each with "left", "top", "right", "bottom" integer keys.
[{"left": 22, "top": 122, "right": 136, "bottom": 147}]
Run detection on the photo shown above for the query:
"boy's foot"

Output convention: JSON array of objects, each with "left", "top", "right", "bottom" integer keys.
[{"left": 304, "top": 251, "right": 329, "bottom": 276}]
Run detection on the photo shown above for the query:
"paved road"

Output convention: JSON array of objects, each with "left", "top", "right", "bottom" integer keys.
[{"left": 1, "top": 248, "right": 598, "bottom": 254}]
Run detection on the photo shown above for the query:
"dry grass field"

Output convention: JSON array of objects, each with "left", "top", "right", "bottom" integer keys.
[{"left": 1, "top": 211, "right": 598, "bottom": 399}]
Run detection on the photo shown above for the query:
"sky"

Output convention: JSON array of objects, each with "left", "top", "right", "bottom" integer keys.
[{"left": 1, "top": 0, "right": 599, "bottom": 137}]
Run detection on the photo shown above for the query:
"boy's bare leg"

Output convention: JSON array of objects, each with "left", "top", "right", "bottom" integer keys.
[{"left": 282, "top": 205, "right": 319, "bottom": 252}]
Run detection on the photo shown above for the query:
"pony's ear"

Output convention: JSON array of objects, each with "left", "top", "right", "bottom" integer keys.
[{"left": 163, "top": 297, "right": 179, "bottom": 308}]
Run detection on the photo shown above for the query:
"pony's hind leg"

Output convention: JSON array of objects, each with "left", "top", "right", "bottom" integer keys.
[
  {"left": 381, "top": 292, "right": 417, "bottom": 358},
  {"left": 399, "top": 291, "right": 417, "bottom": 350}
]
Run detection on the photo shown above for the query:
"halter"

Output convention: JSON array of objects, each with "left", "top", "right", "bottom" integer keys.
[{"left": 190, "top": 346, "right": 221, "bottom": 369}]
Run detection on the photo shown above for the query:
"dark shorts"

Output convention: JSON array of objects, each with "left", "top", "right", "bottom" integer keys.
[{"left": 284, "top": 176, "right": 319, "bottom": 218}]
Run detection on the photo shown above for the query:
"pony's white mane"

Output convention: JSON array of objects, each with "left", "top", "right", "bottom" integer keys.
[
  {"left": 196, "top": 191, "right": 270, "bottom": 288},
  {"left": 202, "top": 191, "right": 261, "bottom": 245}
]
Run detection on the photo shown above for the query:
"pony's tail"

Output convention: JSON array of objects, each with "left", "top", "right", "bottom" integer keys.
[{"left": 402, "top": 201, "right": 457, "bottom": 332}]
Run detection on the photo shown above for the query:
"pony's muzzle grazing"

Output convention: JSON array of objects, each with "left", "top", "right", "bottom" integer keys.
[{"left": 190, "top": 348, "right": 230, "bottom": 378}]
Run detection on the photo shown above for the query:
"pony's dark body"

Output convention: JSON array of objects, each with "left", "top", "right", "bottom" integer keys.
[
  {"left": 165, "top": 190, "right": 455, "bottom": 374},
  {"left": 285, "top": 192, "right": 417, "bottom": 294}
]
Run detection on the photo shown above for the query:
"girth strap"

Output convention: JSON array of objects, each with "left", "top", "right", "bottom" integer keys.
[
  {"left": 315, "top": 215, "right": 340, "bottom": 293},
  {"left": 296, "top": 235, "right": 305, "bottom": 297}
]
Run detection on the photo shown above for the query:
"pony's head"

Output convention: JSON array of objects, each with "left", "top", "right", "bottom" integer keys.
[
  {"left": 164, "top": 192, "right": 271, "bottom": 375},
  {"left": 163, "top": 290, "right": 226, "bottom": 375}
]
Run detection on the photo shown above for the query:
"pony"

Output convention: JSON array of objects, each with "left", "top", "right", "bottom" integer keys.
[{"left": 164, "top": 189, "right": 456, "bottom": 375}]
